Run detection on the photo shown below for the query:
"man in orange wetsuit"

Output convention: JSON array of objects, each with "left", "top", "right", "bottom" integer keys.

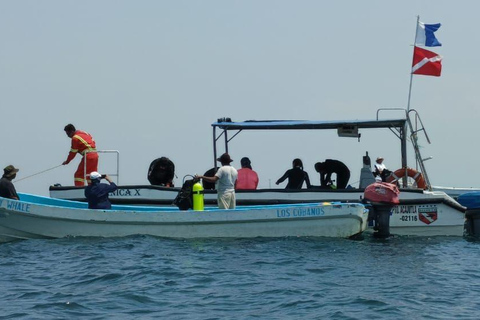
[{"left": 62, "top": 124, "right": 99, "bottom": 186}]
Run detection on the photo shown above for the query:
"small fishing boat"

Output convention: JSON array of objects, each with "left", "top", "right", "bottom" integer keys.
[{"left": 0, "top": 193, "right": 368, "bottom": 242}]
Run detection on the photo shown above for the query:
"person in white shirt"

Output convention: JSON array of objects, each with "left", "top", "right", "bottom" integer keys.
[
  {"left": 197, "top": 153, "right": 238, "bottom": 209},
  {"left": 374, "top": 157, "right": 390, "bottom": 182}
]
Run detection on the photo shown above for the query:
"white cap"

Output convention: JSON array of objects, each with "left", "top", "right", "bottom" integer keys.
[{"left": 90, "top": 172, "right": 102, "bottom": 180}]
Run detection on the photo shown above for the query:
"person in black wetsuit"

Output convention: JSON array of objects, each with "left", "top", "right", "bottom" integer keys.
[
  {"left": 314, "top": 159, "right": 350, "bottom": 189},
  {"left": 276, "top": 158, "right": 311, "bottom": 189}
]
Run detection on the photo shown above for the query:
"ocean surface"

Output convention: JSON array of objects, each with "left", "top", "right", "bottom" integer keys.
[{"left": 1, "top": 236, "right": 479, "bottom": 319}]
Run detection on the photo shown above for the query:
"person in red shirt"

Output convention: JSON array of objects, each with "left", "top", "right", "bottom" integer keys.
[
  {"left": 235, "top": 157, "right": 259, "bottom": 190},
  {"left": 62, "top": 124, "right": 99, "bottom": 186}
]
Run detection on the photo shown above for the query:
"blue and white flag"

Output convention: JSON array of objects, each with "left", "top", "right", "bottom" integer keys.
[{"left": 415, "top": 21, "right": 442, "bottom": 47}]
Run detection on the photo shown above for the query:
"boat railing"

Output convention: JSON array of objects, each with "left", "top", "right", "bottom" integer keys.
[
  {"left": 376, "top": 108, "right": 432, "bottom": 190},
  {"left": 406, "top": 109, "right": 432, "bottom": 190},
  {"left": 84, "top": 150, "right": 120, "bottom": 184}
]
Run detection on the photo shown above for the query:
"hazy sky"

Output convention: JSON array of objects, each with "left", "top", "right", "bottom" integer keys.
[{"left": 1, "top": 1, "right": 479, "bottom": 196}]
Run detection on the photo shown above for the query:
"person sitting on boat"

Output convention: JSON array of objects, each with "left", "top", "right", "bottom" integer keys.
[
  {"left": 276, "top": 158, "right": 311, "bottom": 189},
  {"left": 84, "top": 172, "right": 118, "bottom": 210},
  {"left": 0, "top": 165, "right": 20, "bottom": 200},
  {"left": 314, "top": 159, "right": 350, "bottom": 189},
  {"left": 235, "top": 157, "right": 259, "bottom": 190},
  {"left": 196, "top": 153, "right": 238, "bottom": 209},
  {"left": 62, "top": 124, "right": 99, "bottom": 186},
  {"left": 373, "top": 157, "right": 391, "bottom": 182}
]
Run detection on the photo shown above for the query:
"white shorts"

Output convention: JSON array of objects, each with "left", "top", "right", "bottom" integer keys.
[{"left": 218, "top": 191, "right": 236, "bottom": 209}]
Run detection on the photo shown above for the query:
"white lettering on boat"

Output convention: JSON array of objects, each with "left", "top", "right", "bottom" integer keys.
[
  {"left": 392, "top": 204, "right": 438, "bottom": 225},
  {"left": 6, "top": 201, "right": 31, "bottom": 213},
  {"left": 109, "top": 189, "right": 141, "bottom": 197},
  {"left": 276, "top": 207, "right": 325, "bottom": 218},
  {"left": 392, "top": 205, "right": 417, "bottom": 214}
]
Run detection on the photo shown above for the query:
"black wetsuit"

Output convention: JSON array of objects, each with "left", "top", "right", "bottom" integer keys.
[
  {"left": 320, "top": 159, "right": 350, "bottom": 189},
  {"left": 276, "top": 167, "right": 311, "bottom": 189}
]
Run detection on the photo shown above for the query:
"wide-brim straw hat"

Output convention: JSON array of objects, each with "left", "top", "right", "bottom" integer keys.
[{"left": 217, "top": 153, "right": 233, "bottom": 163}]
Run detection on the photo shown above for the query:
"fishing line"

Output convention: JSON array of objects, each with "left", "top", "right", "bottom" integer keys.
[{"left": 15, "top": 164, "right": 64, "bottom": 183}]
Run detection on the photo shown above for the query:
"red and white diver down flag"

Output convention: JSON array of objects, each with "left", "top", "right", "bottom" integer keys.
[{"left": 411, "top": 46, "right": 442, "bottom": 77}]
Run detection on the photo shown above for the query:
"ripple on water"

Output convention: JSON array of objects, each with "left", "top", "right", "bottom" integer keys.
[{"left": 1, "top": 236, "right": 480, "bottom": 319}]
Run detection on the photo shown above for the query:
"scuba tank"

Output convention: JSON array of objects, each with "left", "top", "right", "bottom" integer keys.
[{"left": 192, "top": 181, "right": 204, "bottom": 211}]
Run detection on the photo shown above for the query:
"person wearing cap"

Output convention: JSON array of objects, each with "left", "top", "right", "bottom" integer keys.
[
  {"left": 0, "top": 165, "right": 20, "bottom": 200},
  {"left": 276, "top": 158, "right": 311, "bottom": 189},
  {"left": 84, "top": 172, "right": 118, "bottom": 209},
  {"left": 62, "top": 124, "right": 99, "bottom": 186},
  {"left": 314, "top": 159, "right": 350, "bottom": 189},
  {"left": 235, "top": 157, "right": 259, "bottom": 190},
  {"left": 373, "top": 157, "right": 390, "bottom": 182},
  {"left": 196, "top": 153, "right": 238, "bottom": 209}
]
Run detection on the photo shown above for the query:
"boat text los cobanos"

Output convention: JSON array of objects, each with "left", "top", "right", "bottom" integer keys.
[{"left": 0, "top": 193, "right": 368, "bottom": 243}]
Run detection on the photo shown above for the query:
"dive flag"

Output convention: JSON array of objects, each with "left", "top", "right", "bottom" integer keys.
[
  {"left": 412, "top": 46, "right": 442, "bottom": 77},
  {"left": 415, "top": 21, "right": 442, "bottom": 47}
]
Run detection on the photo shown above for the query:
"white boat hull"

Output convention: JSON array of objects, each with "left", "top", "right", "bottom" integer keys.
[
  {"left": 50, "top": 185, "right": 439, "bottom": 205},
  {"left": 0, "top": 194, "right": 368, "bottom": 242},
  {"left": 50, "top": 186, "right": 466, "bottom": 237},
  {"left": 388, "top": 202, "right": 465, "bottom": 236}
]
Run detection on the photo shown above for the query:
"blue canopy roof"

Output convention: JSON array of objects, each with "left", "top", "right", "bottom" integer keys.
[{"left": 211, "top": 118, "right": 407, "bottom": 130}]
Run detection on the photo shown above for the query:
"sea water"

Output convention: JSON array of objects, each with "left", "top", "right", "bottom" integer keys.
[{"left": 1, "top": 236, "right": 479, "bottom": 319}]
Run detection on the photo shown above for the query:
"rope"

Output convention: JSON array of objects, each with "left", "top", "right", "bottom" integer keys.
[{"left": 15, "top": 164, "right": 63, "bottom": 183}]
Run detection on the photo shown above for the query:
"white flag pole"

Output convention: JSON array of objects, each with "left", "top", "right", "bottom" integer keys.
[{"left": 407, "top": 15, "right": 420, "bottom": 112}]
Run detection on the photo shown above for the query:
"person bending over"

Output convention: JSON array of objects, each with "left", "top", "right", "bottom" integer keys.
[
  {"left": 62, "top": 123, "right": 99, "bottom": 186},
  {"left": 314, "top": 159, "right": 350, "bottom": 189}
]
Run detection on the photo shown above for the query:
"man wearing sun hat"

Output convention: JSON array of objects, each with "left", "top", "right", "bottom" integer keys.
[
  {"left": 0, "top": 165, "right": 20, "bottom": 200},
  {"left": 374, "top": 157, "right": 390, "bottom": 182},
  {"left": 196, "top": 153, "right": 238, "bottom": 209}
]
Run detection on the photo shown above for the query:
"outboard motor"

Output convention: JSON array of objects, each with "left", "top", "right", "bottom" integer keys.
[
  {"left": 148, "top": 157, "right": 175, "bottom": 187},
  {"left": 364, "top": 182, "right": 400, "bottom": 238},
  {"left": 457, "top": 192, "right": 480, "bottom": 238}
]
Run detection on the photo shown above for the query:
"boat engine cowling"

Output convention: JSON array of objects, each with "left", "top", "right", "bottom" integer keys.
[
  {"left": 148, "top": 157, "right": 175, "bottom": 187},
  {"left": 457, "top": 192, "right": 480, "bottom": 238},
  {"left": 363, "top": 182, "right": 400, "bottom": 238}
]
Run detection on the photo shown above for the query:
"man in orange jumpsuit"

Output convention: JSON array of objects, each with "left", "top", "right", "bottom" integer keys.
[{"left": 62, "top": 124, "right": 99, "bottom": 186}]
